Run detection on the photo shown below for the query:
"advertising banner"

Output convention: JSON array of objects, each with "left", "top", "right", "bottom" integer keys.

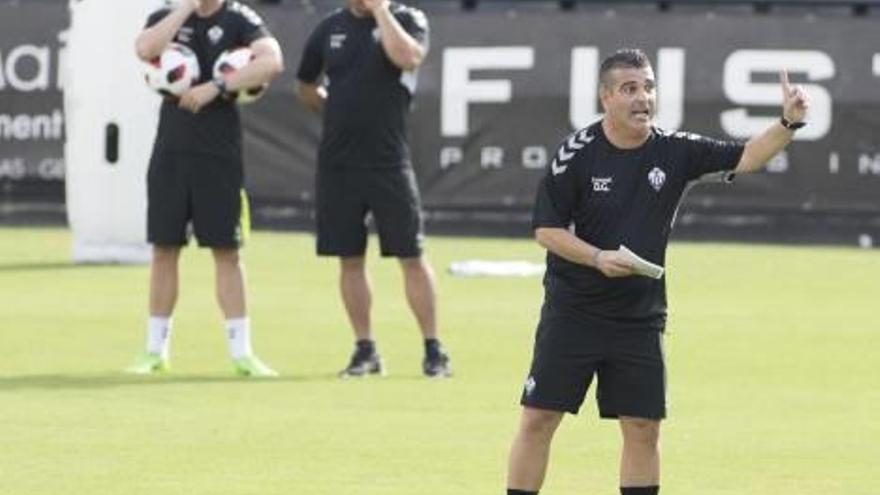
[
  {"left": 2, "top": 2, "right": 878, "bottom": 244},
  {"left": 0, "top": 0, "right": 67, "bottom": 222}
]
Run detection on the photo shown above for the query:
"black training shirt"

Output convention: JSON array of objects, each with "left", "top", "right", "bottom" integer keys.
[
  {"left": 296, "top": 3, "right": 429, "bottom": 169},
  {"left": 146, "top": 1, "right": 270, "bottom": 158},
  {"left": 532, "top": 121, "right": 745, "bottom": 330}
]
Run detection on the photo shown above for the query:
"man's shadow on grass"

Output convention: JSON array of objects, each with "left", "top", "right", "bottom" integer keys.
[
  {"left": 0, "top": 262, "right": 144, "bottom": 273},
  {"left": 0, "top": 373, "right": 330, "bottom": 391},
  {"left": 0, "top": 372, "right": 431, "bottom": 391}
]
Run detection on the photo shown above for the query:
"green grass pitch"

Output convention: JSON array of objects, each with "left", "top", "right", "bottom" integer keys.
[{"left": 0, "top": 227, "right": 877, "bottom": 494}]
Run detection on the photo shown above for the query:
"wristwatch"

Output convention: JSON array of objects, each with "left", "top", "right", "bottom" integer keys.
[
  {"left": 780, "top": 116, "right": 806, "bottom": 131},
  {"left": 211, "top": 76, "right": 228, "bottom": 96}
]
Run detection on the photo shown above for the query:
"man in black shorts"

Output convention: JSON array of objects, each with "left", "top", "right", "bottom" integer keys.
[
  {"left": 505, "top": 49, "right": 810, "bottom": 495},
  {"left": 295, "top": 0, "right": 451, "bottom": 378},
  {"left": 125, "top": 0, "right": 283, "bottom": 377}
]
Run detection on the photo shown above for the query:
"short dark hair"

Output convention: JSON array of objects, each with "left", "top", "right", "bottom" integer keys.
[{"left": 599, "top": 49, "right": 652, "bottom": 88}]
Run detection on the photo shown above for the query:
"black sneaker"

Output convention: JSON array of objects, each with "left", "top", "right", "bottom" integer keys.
[
  {"left": 422, "top": 349, "right": 452, "bottom": 378},
  {"left": 339, "top": 348, "right": 384, "bottom": 378}
]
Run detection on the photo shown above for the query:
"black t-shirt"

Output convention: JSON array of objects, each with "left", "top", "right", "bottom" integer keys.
[
  {"left": 146, "top": 1, "right": 270, "bottom": 158},
  {"left": 532, "top": 121, "right": 745, "bottom": 330},
  {"left": 296, "top": 3, "right": 429, "bottom": 169}
]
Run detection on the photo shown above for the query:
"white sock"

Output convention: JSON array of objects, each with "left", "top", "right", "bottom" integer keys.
[
  {"left": 226, "top": 317, "right": 253, "bottom": 359},
  {"left": 146, "top": 316, "right": 172, "bottom": 359}
]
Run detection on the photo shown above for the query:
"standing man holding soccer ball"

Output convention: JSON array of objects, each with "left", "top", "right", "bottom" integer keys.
[
  {"left": 295, "top": 0, "right": 451, "bottom": 378},
  {"left": 126, "top": 0, "right": 284, "bottom": 376},
  {"left": 506, "top": 49, "right": 810, "bottom": 495}
]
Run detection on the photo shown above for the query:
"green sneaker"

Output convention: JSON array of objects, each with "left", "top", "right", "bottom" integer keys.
[
  {"left": 124, "top": 353, "right": 168, "bottom": 374},
  {"left": 233, "top": 355, "right": 279, "bottom": 378}
]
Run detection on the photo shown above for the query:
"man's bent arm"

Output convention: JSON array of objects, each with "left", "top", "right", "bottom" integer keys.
[
  {"left": 295, "top": 81, "right": 326, "bottom": 114},
  {"left": 222, "top": 37, "right": 284, "bottom": 92},
  {"left": 535, "top": 227, "right": 600, "bottom": 268},
  {"left": 371, "top": 2, "right": 425, "bottom": 71},
  {"left": 535, "top": 227, "right": 635, "bottom": 277},
  {"left": 135, "top": 1, "right": 197, "bottom": 61}
]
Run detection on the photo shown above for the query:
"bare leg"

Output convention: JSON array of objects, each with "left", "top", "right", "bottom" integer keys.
[
  {"left": 507, "top": 407, "right": 565, "bottom": 491},
  {"left": 340, "top": 256, "right": 372, "bottom": 340},
  {"left": 212, "top": 248, "right": 246, "bottom": 318},
  {"left": 399, "top": 256, "right": 438, "bottom": 339},
  {"left": 619, "top": 417, "right": 661, "bottom": 488},
  {"left": 149, "top": 245, "right": 181, "bottom": 316},
  {"left": 213, "top": 248, "right": 278, "bottom": 375}
]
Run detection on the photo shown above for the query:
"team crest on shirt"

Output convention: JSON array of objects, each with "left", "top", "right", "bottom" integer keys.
[
  {"left": 648, "top": 166, "right": 666, "bottom": 191},
  {"left": 208, "top": 25, "right": 224, "bottom": 45}
]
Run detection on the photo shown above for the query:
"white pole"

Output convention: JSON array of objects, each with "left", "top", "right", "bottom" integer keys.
[{"left": 64, "top": 0, "right": 165, "bottom": 264}]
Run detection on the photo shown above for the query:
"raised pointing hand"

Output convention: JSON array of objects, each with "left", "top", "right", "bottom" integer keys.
[{"left": 780, "top": 69, "right": 809, "bottom": 124}]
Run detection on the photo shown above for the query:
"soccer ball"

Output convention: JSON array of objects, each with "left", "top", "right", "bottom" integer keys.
[
  {"left": 144, "top": 42, "right": 200, "bottom": 97},
  {"left": 213, "top": 47, "right": 268, "bottom": 104}
]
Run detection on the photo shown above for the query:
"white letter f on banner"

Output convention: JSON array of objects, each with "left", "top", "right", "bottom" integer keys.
[{"left": 441, "top": 47, "right": 534, "bottom": 137}]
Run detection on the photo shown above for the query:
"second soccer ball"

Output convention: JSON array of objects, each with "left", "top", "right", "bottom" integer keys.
[{"left": 213, "top": 47, "right": 268, "bottom": 105}]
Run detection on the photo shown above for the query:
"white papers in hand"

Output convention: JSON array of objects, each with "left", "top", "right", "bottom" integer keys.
[{"left": 618, "top": 245, "right": 665, "bottom": 279}]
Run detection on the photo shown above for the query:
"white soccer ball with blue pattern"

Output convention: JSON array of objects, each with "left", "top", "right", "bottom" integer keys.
[
  {"left": 212, "top": 47, "right": 267, "bottom": 105},
  {"left": 143, "top": 42, "right": 200, "bottom": 98}
]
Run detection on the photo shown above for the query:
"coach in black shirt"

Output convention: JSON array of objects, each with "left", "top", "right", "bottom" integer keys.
[
  {"left": 296, "top": 0, "right": 451, "bottom": 378},
  {"left": 126, "top": 0, "right": 283, "bottom": 377},
  {"left": 506, "top": 49, "right": 810, "bottom": 495}
]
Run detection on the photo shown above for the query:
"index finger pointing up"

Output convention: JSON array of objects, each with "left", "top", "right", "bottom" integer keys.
[{"left": 780, "top": 69, "right": 791, "bottom": 94}]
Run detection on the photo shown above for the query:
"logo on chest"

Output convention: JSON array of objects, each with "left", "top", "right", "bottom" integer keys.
[
  {"left": 647, "top": 166, "right": 667, "bottom": 192},
  {"left": 330, "top": 33, "right": 347, "bottom": 49},
  {"left": 591, "top": 177, "right": 613, "bottom": 192},
  {"left": 207, "top": 25, "right": 224, "bottom": 45}
]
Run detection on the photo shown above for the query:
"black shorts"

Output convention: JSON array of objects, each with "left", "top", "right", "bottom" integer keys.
[
  {"left": 520, "top": 302, "right": 667, "bottom": 419},
  {"left": 147, "top": 151, "right": 248, "bottom": 248},
  {"left": 315, "top": 167, "right": 424, "bottom": 258}
]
